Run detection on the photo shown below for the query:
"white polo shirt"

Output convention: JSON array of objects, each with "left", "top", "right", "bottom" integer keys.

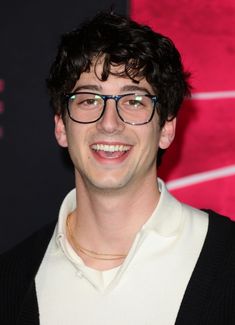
[{"left": 36, "top": 179, "right": 208, "bottom": 325}]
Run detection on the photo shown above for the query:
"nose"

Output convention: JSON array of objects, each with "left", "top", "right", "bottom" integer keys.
[{"left": 96, "top": 98, "right": 124, "bottom": 134}]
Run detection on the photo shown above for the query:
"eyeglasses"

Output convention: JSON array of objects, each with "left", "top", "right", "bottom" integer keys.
[{"left": 65, "top": 92, "right": 158, "bottom": 125}]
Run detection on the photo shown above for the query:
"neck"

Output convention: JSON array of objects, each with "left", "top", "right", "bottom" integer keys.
[{"left": 67, "top": 172, "right": 160, "bottom": 270}]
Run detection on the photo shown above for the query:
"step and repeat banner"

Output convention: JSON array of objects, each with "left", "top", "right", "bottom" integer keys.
[
  {"left": 0, "top": 0, "right": 234, "bottom": 253},
  {"left": 131, "top": 0, "right": 235, "bottom": 219}
]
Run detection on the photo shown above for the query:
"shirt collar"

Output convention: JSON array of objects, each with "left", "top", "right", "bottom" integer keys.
[{"left": 142, "top": 178, "right": 184, "bottom": 237}]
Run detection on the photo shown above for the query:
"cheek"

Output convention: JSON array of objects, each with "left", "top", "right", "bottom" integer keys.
[
  {"left": 144, "top": 123, "right": 160, "bottom": 148},
  {"left": 66, "top": 125, "right": 93, "bottom": 160},
  {"left": 65, "top": 128, "right": 82, "bottom": 159},
  {"left": 66, "top": 123, "right": 84, "bottom": 147},
  {"left": 137, "top": 128, "right": 159, "bottom": 161}
]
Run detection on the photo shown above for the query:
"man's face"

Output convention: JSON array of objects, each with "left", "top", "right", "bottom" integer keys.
[{"left": 55, "top": 62, "right": 175, "bottom": 193}]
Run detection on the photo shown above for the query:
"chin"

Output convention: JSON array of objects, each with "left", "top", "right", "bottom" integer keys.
[{"left": 88, "top": 175, "right": 132, "bottom": 192}]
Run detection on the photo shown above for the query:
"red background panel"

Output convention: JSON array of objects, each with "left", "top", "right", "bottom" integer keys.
[
  {"left": 170, "top": 175, "right": 235, "bottom": 218},
  {"left": 131, "top": 0, "right": 235, "bottom": 219},
  {"left": 130, "top": 0, "right": 235, "bottom": 92},
  {"left": 159, "top": 99, "right": 235, "bottom": 178}
]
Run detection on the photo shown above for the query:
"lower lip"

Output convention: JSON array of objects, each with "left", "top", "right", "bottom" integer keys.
[{"left": 90, "top": 148, "right": 131, "bottom": 164}]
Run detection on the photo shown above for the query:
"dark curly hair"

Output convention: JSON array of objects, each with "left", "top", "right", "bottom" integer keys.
[{"left": 47, "top": 11, "right": 191, "bottom": 127}]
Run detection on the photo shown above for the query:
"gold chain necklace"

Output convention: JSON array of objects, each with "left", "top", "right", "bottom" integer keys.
[{"left": 66, "top": 215, "right": 127, "bottom": 261}]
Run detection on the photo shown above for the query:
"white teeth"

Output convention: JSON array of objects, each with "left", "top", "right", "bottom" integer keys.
[{"left": 91, "top": 144, "right": 130, "bottom": 152}]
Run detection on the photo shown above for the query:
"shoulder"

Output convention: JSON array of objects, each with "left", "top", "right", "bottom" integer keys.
[
  {"left": 206, "top": 209, "right": 235, "bottom": 236},
  {"left": 199, "top": 210, "right": 235, "bottom": 272},
  {"left": 182, "top": 204, "right": 235, "bottom": 237},
  {"left": 0, "top": 220, "right": 56, "bottom": 276},
  {"left": 199, "top": 211, "right": 235, "bottom": 320},
  {"left": 180, "top": 206, "right": 235, "bottom": 267},
  {"left": 176, "top": 210, "right": 235, "bottom": 324},
  {"left": 0, "top": 221, "right": 56, "bottom": 322},
  {"left": 207, "top": 210, "right": 235, "bottom": 260}
]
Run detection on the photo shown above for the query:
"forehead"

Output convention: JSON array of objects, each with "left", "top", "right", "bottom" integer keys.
[{"left": 73, "top": 61, "right": 154, "bottom": 94}]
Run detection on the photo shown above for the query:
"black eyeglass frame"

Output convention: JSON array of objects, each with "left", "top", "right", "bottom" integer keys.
[{"left": 64, "top": 92, "right": 158, "bottom": 126}]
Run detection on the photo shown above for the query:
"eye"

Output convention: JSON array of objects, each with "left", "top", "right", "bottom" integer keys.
[
  {"left": 83, "top": 98, "right": 99, "bottom": 106},
  {"left": 70, "top": 94, "right": 103, "bottom": 109},
  {"left": 128, "top": 99, "right": 143, "bottom": 107},
  {"left": 121, "top": 95, "right": 145, "bottom": 110}
]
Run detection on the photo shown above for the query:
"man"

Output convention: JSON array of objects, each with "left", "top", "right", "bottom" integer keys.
[{"left": 1, "top": 11, "right": 235, "bottom": 325}]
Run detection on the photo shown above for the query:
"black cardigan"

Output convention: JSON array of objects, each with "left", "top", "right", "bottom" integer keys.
[{"left": 1, "top": 211, "right": 235, "bottom": 325}]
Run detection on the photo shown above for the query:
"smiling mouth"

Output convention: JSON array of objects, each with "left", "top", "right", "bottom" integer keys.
[
  {"left": 90, "top": 143, "right": 132, "bottom": 160},
  {"left": 91, "top": 144, "right": 131, "bottom": 153}
]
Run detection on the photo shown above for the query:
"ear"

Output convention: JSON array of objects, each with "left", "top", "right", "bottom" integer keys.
[
  {"left": 159, "top": 118, "right": 176, "bottom": 149},
  {"left": 54, "top": 115, "right": 68, "bottom": 147}
]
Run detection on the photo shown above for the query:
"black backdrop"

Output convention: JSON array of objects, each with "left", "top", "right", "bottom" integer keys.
[{"left": 0, "top": 1, "right": 128, "bottom": 253}]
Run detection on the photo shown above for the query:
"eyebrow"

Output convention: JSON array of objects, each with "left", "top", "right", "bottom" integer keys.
[
  {"left": 73, "top": 85, "right": 101, "bottom": 92},
  {"left": 121, "top": 85, "right": 152, "bottom": 94},
  {"left": 72, "top": 84, "right": 152, "bottom": 94}
]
